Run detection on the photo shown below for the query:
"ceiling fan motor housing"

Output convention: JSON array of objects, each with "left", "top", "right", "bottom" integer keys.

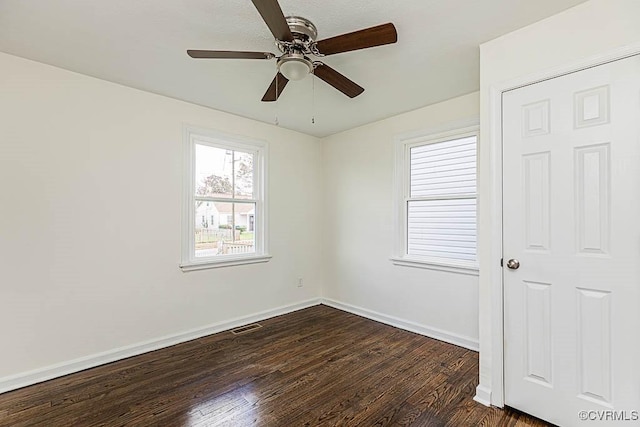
[
  {"left": 275, "top": 16, "right": 319, "bottom": 56},
  {"left": 285, "top": 16, "right": 317, "bottom": 43}
]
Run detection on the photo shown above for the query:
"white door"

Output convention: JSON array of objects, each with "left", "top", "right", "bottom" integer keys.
[{"left": 503, "top": 55, "right": 640, "bottom": 426}]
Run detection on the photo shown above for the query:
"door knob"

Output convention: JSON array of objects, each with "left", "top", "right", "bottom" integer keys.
[{"left": 506, "top": 259, "right": 520, "bottom": 270}]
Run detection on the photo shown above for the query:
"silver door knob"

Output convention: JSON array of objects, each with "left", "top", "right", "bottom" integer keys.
[{"left": 506, "top": 259, "right": 520, "bottom": 270}]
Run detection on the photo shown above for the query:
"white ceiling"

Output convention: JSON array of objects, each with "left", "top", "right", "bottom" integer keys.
[{"left": 0, "top": 0, "right": 587, "bottom": 137}]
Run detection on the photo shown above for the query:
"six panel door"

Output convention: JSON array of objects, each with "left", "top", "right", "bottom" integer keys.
[{"left": 503, "top": 55, "right": 640, "bottom": 426}]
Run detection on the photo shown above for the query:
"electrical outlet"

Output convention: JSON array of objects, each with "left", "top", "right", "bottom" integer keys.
[{"left": 297, "top": 278, "right": 304, "bottom": 287}]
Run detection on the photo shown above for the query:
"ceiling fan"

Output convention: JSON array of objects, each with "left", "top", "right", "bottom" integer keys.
[{"left": 187, "top": 0, "right": 397, "bottom": 102}]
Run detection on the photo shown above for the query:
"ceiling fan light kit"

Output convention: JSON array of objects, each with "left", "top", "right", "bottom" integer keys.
[
  {"left": 187, "top": 0, "right": 397, "bottom": 101},
  {"left": 277, "top": 53, "right": 313, "bottom": 81}
]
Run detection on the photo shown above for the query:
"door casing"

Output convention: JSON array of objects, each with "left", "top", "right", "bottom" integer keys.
[{"left": 481, "top": 41, "right": 640, "bottom": 408}]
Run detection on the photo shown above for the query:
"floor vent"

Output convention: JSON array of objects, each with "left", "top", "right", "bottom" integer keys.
[{"left": 231, "top": 323, "right": 263, "bottom": 335}]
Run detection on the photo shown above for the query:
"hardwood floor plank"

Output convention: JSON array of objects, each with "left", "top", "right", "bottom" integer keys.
[
  {"left": 0, "top": 305, "right": 552, "bottom": 426},
  {"left": 356, "top": 346, "right": 464, "bottom": 425},
  {"left": 291, "top": 344, "right": 427, "bottom": 425},
  {"left": 339, "top": 345, "right": 460, "bottom": 426}
]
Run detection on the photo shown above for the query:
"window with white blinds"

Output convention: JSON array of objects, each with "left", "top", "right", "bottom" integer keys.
[
  {"left": 408, "top": 135, "right": 477, "bottom": 261},
  {"left": 392, "top": 123, "right": 478, "bottom": 274}
]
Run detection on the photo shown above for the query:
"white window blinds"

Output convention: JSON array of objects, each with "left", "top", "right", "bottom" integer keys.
[{"left": 407, "top": 135, "right": 477, "bottom": 261}]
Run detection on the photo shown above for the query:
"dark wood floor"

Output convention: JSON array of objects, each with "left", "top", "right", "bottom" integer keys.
[{"left": 0, "top": 305, "right": 550, "bottom": 426}]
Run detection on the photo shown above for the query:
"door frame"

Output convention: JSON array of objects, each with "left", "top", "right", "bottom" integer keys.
[{"left": 484, "top": 41, "right": 640, "bottom": 408}]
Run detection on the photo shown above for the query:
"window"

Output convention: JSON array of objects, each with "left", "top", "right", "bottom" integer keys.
[
  {"left": 392, "top": 121, "right": 479, "bottom": 275},
  {"left": 181, "top": 127, "right": 270, "bottom": 271}
]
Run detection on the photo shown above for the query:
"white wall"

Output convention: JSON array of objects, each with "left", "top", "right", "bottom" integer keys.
[
  {"left": 0, "top": 51, "right": 482, "bottom": 393},
  {"left": 0, "top": 52, "right": 324, "bottom": 383},
  {"left": 322, "top": 92, "right": 480, "bottom": 348},
  {"left": 477, "top": 0, "right": 640, "bottom": 405}
]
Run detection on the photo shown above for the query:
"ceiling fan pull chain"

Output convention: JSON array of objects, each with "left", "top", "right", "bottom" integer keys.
[
  {"left": 275, "top": 74, "right": 280, "bottom": 126},
  {"left": 311, "top": 72, "right": 315, "bottom": 124}
]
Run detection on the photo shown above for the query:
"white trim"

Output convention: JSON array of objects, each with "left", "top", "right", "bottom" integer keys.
[
  {"left": 0, "top": 298, "right": 321, "bottom": 395},
  {"left": 389, "top": 256, "right": 479, "bottom": 276},
  {"left": 473, "top": 385, "right": 492, "bottom": 407},
  {"left": 481, "top": 84, "right": 506, "bottom": 408},
  {"left": 180, "top": 254, "right": 272, "bottom": 271},
  {"left": 181, "top": 125, "right": 269, "bottom": 270},
  {"left": 392, "top": 119, "right": 480, "bottom": 269},
  {"left": 321, "top": 298, "right": 479, "bottom": 352},
  {"left": 480, "top": 41, "right": 640, "bottom": 408}
]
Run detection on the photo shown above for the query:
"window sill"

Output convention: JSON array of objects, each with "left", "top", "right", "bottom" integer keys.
[
  {"left": 390, "top": 256, "right": 479, "bottom": 276},
  {"left": 180, "top": 254, "right": 272, "bottom": 272}
]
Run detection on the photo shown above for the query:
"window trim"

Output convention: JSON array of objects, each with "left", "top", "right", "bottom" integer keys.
[
  {"left": 180, "top": 126, "right": 270, "bottom": 271},
  {"left": 391, "top": 119, "right": 479, "bottom": 275}
]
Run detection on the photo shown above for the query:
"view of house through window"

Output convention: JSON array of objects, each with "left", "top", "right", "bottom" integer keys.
[{"left": 194, "top": 143, "right": 256, "bottom": 258}]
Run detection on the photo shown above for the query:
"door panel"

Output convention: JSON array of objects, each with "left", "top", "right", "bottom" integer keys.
[{"left": 503, "top": 55, "right": 640, "bottom": 426}]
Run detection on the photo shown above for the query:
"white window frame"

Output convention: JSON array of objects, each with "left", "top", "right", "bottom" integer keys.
[
  {"left": 180, "top": 126, "right": 270, "bottom": 271},
  {"left": 391, "top": 119, "right": 479, "bottom": 276}
]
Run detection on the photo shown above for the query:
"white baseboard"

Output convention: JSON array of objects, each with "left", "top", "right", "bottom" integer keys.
[
  {"left": 321, "top": 298, "right": 479, "bottom": 352},
  {"left": 0, "top": 298, "right": 321, "bottom": 395},
  {"left": 473, "top": 384, "right": 492, "bottom": 406},
  {"left": 1, "top": 297, "right": 480, "bottom": 395}
]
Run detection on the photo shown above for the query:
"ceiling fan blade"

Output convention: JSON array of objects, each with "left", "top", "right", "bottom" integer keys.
[
  {"left": 261, "top": 73, "right": 289, "bottom": 102},
  {"left": 315, "top": 23, "right": 397, "bottom": 56},
  {"left": 313, "top": 63, "right": 364, "bottom": 98},
  {"left": 251, "top": 0, "right": 294, "bottom": 42},
  {"left": 187, "top": 50, "right": 275, "bottom": 59}
]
